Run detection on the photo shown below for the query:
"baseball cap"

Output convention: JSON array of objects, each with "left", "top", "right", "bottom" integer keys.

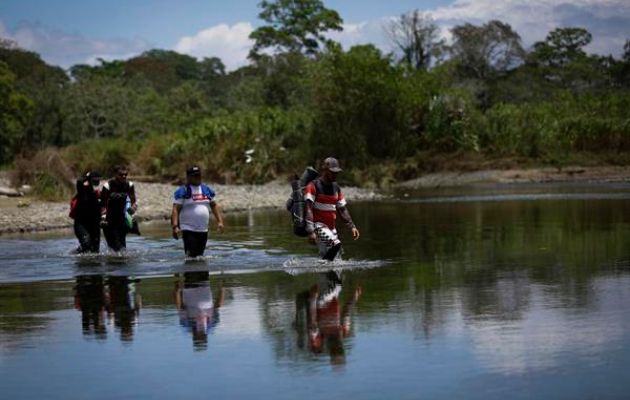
[
  {"left": 323, "top": 157, "right": 342, "bottom": 173},
  {"left": 186, "top": 165, "right": 201, "bottom": 176}
]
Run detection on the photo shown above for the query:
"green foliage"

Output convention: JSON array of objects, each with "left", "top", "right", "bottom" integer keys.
[
  {"left": 158, "top": 108, "right": 311, "bottom": 182},
  {"left": 307, "top": 44, "right": 418, "bottom": 166},
  {"left": 481, "top": 91, "right": 630, "bottom": 161},
  {"left": 425, "top": 89, "right": 481, "bottom": 152},
  {"left": 63, "top": 75, "right": 167, "bottom": 141},
  {"left": 449, "top": 20, "right": 525, "bottom": 82},
  {"left": 249, "top": 0, "right": 343, "bottom": 58},
  {"left": 2, "top": 10, "right": 630, "bottom": 191},
  {"left": 0, "top": 61, "right": 34, "bottom": 164},
  {"left": 11, "top": 148, "right": 74, "bottom": 201},
  {"left": 61, "top": 138, "right": 139, "bottom": 178}
]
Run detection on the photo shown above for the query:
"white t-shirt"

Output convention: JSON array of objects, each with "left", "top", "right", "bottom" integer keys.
[{"left": 173, "top": 184, "right": 215, "bottom": 232}]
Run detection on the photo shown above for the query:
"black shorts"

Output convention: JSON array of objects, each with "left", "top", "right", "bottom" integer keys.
[{"left": 182, "top": 230, "right": 208, "bottom": 257}]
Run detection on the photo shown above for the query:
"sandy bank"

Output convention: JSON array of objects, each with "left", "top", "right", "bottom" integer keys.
[
  {"left": 396, "top": 166, "right": 630, "bottom": 189},
  {"left": 0, "top": 181, "right": 383, "bottom": 235}
]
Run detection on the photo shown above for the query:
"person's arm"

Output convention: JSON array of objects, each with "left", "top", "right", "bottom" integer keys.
[
  {"left": 171, "top": 204, "right": 182, "bottom": 239},
  {"left": 341, "top": 286, "right": 362, "bottom": 337},
  {"left": 128, "top": 183, "right": 137, "bottom": 212},
  {"left": 304, "top": 182, "right": 317, "bottom": 243},
  {"left": 100, "top": 184, "right": 110, "bottom": 225},
  {"left": 215, "top": 283, "right": 225, "bottom": 308},
  {"left": 76, "top": 178, "right": 85, "bottom": 198},
  {"left": 174, "top": 280, "right": 183, "bottom": 310},
  {"left": 209, "top": 201, "right": 224, "bottom": 233},
  {"left": 336, "top": 190, "right": 360, "bottom": 240}
]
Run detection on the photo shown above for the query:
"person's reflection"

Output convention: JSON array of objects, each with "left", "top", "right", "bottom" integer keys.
[
  {"left": 175, "top": 271, "right": 224, "bottom": 351},
  {"left": 295, "top": 270, "right": 362, "bottom": 365},
  {"left": 74, "top": 275, "right": 108, "bottom": 339},
  {"left": 106, "top": 276, "right": 142, "bottom": 342}
]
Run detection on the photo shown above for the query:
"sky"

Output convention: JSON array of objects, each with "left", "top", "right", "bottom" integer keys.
[{"left": 0, "top": 0, "right": 629, "bottom": 71}]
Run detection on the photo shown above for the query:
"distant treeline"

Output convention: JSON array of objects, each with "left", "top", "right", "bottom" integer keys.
[{"left": 1, "top": 1, "right": 630, "bottom": 195}]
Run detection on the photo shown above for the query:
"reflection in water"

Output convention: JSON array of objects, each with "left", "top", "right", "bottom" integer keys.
[
  {"left": 107, "top": 276, "right": 142, "bottom": 342},
  {"left": 175, "top": 271, "right": 224, "bottom": 351},
  {"left": 294, "top": 270, "right": 361, "bottom": 365},
  {"left": 74, "top": 275, "right": 107, "bottom": 339},
  {"left": 74, "top": 275, "right": 141, "bottom": 341}
]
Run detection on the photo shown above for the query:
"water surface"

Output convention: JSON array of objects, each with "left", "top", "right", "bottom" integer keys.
[{"left": 1, "top": 183, "right": 630, "bottom": 399}]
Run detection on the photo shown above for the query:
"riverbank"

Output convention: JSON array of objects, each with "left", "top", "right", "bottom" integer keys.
[
  {"left": 1, "top": 165, "right": 629, "bottom": 235},
  {"left": 395, "top": 165, "right": 630, "bottom": 189},
  {"left": 0, "top": 181, "right": 383, "bottom": 235}
]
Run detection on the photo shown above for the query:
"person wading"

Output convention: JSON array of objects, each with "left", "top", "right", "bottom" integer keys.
[
  {"left": 171, "top": 166, "right": 225, "bottom": 257},
  {"left": 100, "top": 165, "right": 137, "bottom": 252},
  {"left": 71, "top": 171, "right": 102, "bottom": 253},
  {"left": 304, "top": 157, "right": 360, "bottom": 260}
]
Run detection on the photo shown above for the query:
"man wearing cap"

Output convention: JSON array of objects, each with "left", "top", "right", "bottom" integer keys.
[
  {"left": 171, "top": 166, "right": 225, "bottom": 257},
  {"left": 304, "top": 157, "right": 360, "bottom": 260},
  {"left": 72, "top": 170, "right": 102, "bottom": 253}
]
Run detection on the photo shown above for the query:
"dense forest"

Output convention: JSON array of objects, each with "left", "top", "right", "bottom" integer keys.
[{"left": 1, "top": 0, "right": 629, "bottom": 197}]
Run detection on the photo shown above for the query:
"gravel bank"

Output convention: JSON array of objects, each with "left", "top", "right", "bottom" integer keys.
[
  {"left": 395, "top": 166, "right": 630, "bottom": 189},
  {"left": 0, "top": 181, "right": 384, "bottom": 235}
]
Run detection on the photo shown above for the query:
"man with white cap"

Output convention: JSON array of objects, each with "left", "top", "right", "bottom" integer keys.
[{"left": 304, "top": 157, "right": 360, "bottom": 260}]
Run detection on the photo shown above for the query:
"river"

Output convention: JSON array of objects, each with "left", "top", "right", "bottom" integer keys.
[{"left": 1, "top": 183, "right": 630, "bottom": 399}]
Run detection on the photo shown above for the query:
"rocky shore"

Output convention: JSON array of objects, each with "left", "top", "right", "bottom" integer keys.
[{"left": 0, "top": 181, "right": 384, "bottom": 235}]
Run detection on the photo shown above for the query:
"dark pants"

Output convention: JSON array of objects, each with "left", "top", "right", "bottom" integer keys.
[
  {"left": 104, "top": 224, "right": 127, "bottom": 252},
  {"left": 183, "top": 230, "right": 208, "bottom": 257},
  {"left": 74, "top": 221, "right": 101, "bottom": 253}
]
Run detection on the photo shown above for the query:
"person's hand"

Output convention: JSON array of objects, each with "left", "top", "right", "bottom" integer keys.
[
  {"left": 129, "top": 203, "right": 138, "bottom": 214},
  {"left": 308, "top": 232, "right": 317, "bottom": 244},
  {"left": 172, "top": 226, "right": 180, "bottom": 240},
  {"left": 351, "top": 227, "right": 360, "bottom": 240},
  {"left": 353, "top": 286, "right": 362, "bottom": 301},
  {"left": 217, "top": 222, "right": 224, "bottom": 233}
]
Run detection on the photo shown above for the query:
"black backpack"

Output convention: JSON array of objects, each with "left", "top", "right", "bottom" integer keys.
[{"left": 286, "top": 167, "right": 319, "bottom": 237}]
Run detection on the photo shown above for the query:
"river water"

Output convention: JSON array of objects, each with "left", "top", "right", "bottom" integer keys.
[{"left": 1, "top": 183, "right": 630, "bottom": 399}]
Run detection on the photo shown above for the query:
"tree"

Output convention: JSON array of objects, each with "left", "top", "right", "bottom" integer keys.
[
  {"left": 531, "top": 27, "right": 592, "bottom": 67},
  {"left": 0, "top": 61, "right": 34, "bottom": 164},
  {"left": 307, "top": 44, "right": 414, "bottom": 164},
  {"left": 387, "top": 10, "right": 444, "bottom": 70},
  {"left": 249, "top": 0, "right": 343, "bottom": 59},
  {"left": 1, "top": 41, "right": 69, "bottom": 149},
  {"left": 529, "top": 27, "right": 601, "bottom": 91},
  {"left": 449, "top": 20, "right": 525, "bottom": 81}
]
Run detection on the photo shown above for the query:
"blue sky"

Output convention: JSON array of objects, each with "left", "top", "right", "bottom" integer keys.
[{"left": 1, "top": 0, "right": 628, "bottom": 70}]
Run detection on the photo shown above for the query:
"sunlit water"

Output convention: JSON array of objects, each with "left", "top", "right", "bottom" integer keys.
[{"left": 1, "top": 183, "right": 630, "bottom": 399}]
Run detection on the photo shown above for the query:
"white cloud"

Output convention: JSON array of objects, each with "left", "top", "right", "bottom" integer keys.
[
  {"left": 423, "top": 0, "right": 629, "bottom": 55},
  {"left": 332, "top": 0, "right": 630, "bottom": 59},
  {"left": 0, "top": 20, "right": 151, "bottom": 69},
  {"left": 174, "top": 22, "right": 254, "bottom": 71},
  {"left": 330, "top": 19, "right": 391, "bottom": 51}
]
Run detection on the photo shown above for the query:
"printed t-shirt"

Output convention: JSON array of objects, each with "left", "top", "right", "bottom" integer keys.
[
  {"left": 173, "top": 185, "right": 216, "bottom": 232},
  {"left": 304, "top": 180, "right": 347, "bottom": 230}
]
